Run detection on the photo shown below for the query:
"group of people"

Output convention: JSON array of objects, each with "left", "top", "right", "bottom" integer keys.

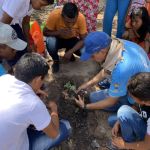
[{"left": 0, "top": 0, "right": 150, "bottom": 150}]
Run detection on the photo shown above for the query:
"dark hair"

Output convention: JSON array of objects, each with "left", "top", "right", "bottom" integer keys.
[
  {"left": 131, "top": 7, "right": 150, "bottom": 42},
  {"left": 14, "top": 53, "right": 49, "bottom": 83},
  {"left": 127, "top": 72, "right": 150, "bottom": 101},
  {"left": 62, "top": 2, "right": 78, "bottom": 19},
  {"left": 44, "top": 0, "right": 54, "bottom": 4},
  {"left": 45, "top": 0, "right": 54, "bottom": 4}
]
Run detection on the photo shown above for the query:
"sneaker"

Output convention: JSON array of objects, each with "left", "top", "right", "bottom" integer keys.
[{"left": 52, "top": 61, "right": 59, "bottom": 73}]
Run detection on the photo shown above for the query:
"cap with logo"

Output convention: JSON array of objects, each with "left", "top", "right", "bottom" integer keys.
[
  {"left": 80, "top": 31, "right": 112, "bottom": 61},
  {"left": 0, "top": 23, "right": 27, "bottom": 51}
]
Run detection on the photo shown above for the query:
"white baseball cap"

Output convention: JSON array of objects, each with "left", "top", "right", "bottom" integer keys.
[{"left": 0, "top": 22, "right": 27, "bottom": 50}]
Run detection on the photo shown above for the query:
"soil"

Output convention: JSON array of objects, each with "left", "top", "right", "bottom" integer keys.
[{"left": 31, "top": 1, "right": 117, "bottom": 149}]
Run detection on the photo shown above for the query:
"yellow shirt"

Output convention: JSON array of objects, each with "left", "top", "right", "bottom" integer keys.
[{"left": 46, "top": 8, "right": 87, "bottom": 39}]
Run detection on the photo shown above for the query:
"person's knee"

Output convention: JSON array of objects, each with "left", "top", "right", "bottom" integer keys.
[
  {"left": 60, "top": 120, "right": 72, "bottom": 136},
  {"left": 46, "top": 37, "right": 57, "bottom": 52},
  {"left": 117, "top": 105, "right": 136, "bottom": 120}
]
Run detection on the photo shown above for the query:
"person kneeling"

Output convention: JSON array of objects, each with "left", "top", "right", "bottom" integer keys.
[
  {"left": 112, "top": 72, "right": 150, "bottom": 150},
  {"left": 0, "top": 53, "right": 71, "bottom": 150}
]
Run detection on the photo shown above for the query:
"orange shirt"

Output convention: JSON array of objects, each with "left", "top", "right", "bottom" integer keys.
[
  {"left": 146, "top": 3, "right": 150, "bottom": 16},
  {"left": 46, "top": 8, "right": 87, "bottom": 39}
]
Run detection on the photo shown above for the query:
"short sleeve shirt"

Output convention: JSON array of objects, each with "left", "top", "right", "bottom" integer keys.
[
  {"left": 0, "top": 74, "right": 51, "bottom": 150},
  {"left": 139, "top": 105, "right": 150, "bottom": 135},
  {"left": 46, "top": 8, "right": 87, "bottom": 39},
  {"left": 108, "top": 40, "right": 150, "bottom": 103},
  {"left": 0, "top": 0, "right": 33, "bottom": 26}
]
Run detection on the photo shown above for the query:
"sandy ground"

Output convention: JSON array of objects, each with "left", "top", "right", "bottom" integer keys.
[{"left": 31, "top": 1, "right": 118, "bottom": 149}]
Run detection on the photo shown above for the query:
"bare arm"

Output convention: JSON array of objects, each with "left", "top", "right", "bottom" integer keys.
[
  {"left": 75, "top": 95, "right": 119, "bottom": 110},
  {"left": 77, "top": 69, "right": 108, "bottom": 92},
  {"left": 112, "top": 134, "right": 150, "bottom": 150},
  {"left": 86, "top": 96, "right": 118, "bottom": 110},
  {"left": 125, "top": 134, "right": 150, "bottom": 150},
  {"left": 69, "top": 33, "right": 87, "bottom": 53},
  {"left": 0, "top": 11, "right": 13, "bottom": 24},
  {"left": 43, "top": 102, "right": 59, "bottom": 138},
  {"left": 22, "top": 15, "right": 31, "bottom": 44},
  {"left": 43, "top": 27, "right": 60, "bottom": 37}
]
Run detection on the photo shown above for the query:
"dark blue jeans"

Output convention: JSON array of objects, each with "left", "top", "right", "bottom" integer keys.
[
  {"left": 90, "top": 89, "right": 131, "bottom": 126},
  {"left": 28, "top": 120, "right": 71, "bottom": 150},
  {"left": 117, "top": 105, "right": 146, "bottom": 142},
  {"left": 46, "top": 37, "right": 85, "bottom": 61}
]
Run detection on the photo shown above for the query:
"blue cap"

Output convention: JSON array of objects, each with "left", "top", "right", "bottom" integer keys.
[{"left": 80, "top": 31, "right": 112, "bottom": 61}]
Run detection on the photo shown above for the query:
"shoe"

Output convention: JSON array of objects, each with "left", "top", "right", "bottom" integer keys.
[{"left": 52, "top": 61, "right": 59, "bottom": 73}]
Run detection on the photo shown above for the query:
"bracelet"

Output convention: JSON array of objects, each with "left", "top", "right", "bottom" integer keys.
[{"left": 51, "top": 112, "right": 58, "bottom": 117}]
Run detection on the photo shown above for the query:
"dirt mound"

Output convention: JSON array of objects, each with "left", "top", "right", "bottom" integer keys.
[{"left": 42, "top": 59, "right": 111, "bottom": 150}]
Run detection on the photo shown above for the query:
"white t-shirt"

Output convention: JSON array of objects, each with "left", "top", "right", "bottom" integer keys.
[
  {"left": 0, "top": 74, "right": 51, "bottom": 150},
  {"left": 0, "top": 0, "right": 33, "bottom": 26}
]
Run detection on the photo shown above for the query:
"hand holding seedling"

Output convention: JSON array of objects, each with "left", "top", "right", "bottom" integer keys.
[
  {"left": 77, "top": 83, "right": 88, "bottom": 93},
  {"left": 75, "top": 95, "right": 85, "bottom": 109}
]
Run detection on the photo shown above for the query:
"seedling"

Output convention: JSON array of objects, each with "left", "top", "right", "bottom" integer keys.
[
  {"left": 63, "top": 81, "right": 88, "bottom": 100},
  {"left": 64, "top": 81, "right": 76, "bottom": 91}
]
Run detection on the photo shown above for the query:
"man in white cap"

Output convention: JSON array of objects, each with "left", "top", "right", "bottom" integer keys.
[
  {"left": 0, "top": 0, "right": 54, "bottom": 45},
  {"left": 0, "top": 0, "right": 54, "bottom": 65},
  {"left": 0, "top": 23, "right": 27, "bottom": 75}
]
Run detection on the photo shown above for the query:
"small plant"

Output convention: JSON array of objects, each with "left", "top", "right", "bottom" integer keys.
[{"left": 64, "top": 81, "right": 76, "bottom": 91}]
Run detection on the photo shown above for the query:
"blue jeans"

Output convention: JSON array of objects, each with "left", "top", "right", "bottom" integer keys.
[
  {"left": 90, "top": 89, "right": 131, "bottom": 126},
  {"left": 46, "top": 37, "right": 85, "bottom": 61},
  {"left": 28, "top": 120, "right": 71, "bottom": 150},
  {"left": 117, "top": 105, "right": 146, "bottom": 142},
  {"left": 103, "top": 0, "right": 130, "bottom": 38}
]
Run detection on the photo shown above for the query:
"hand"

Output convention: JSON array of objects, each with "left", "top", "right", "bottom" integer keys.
[
  {"left": 77, "top": 83, "right": 88, "bottom": 93},
  {"left": 48, "top": 101, "right": 58, "bottom": 113},
  {"left": 112, "top": 137, "right": 126, "bottom": 149},
  {"left": 63, "top": 50, "right": 73, "bottom": 60},
  {"left": 75, "top": 95, "right": 85, "bottom": 108},
  {"left": 36, "top": 89, "right": 48, "bottom": 99},
  {"left": 112, "top": 121, "right": 120, "bottom": 137},
  {"left": 58, "top": 29, "right": 72, "bottom": 38}
]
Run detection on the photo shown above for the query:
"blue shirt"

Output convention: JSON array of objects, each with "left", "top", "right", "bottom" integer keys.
[{"left": 108, "top": 40, "right": 150, "bottom": 103}]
